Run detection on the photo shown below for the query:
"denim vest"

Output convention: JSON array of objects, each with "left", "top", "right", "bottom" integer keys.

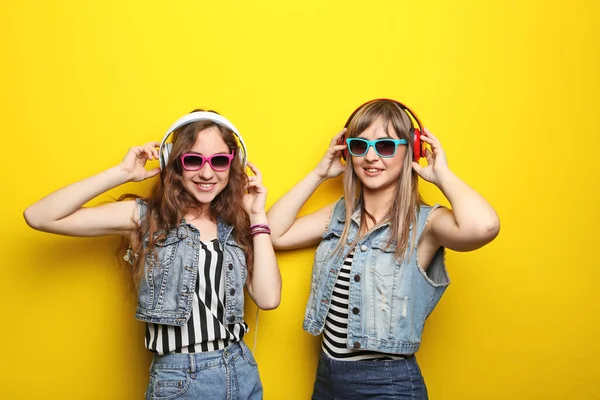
[
  {"left": 134, "top": 199, "right": 247, "bottom": 326},
  {"left": 303, "top": 198, "right": 450, "bottom": 354}
]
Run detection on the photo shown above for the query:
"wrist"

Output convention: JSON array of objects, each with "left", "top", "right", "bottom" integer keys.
[
  {"left": 249, "top": 213, "right": 268, "bottom": 225},
  {"left": 250, "top": 221, "right": 271, "bottom": 237},
  {"left": 309, "top": 170, "right": 328, "bottom": 184},
  {"left": 109, "top": 165, "right": 134, "bottom": 184},
  {"left": 435, "top": 167, "right": 456, "bottom": 188}
]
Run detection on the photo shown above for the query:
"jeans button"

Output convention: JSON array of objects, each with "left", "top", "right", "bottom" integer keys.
[
  {"left": 228, "top": 315, "right": 235, "bottom": 322},
  {"left": 228, "top": 263, "right": 234, "bottom": 270},
  {"left": 353, "top": 342, "right": 361, "bottom": 349},
  {"left": 352, "top": 307, "right": 360, "bottom": 315},
  {"left": 230, "top": 288, "right": 235, "bottom": 296},
  {"left": 360, "top": 245, "right": 368, "bottom": 252},
  {"left": 354, "top": 274, "right": 360, "bottom": 282}
]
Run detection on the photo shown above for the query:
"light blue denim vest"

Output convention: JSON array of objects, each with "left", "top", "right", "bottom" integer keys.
[
  {"left": 134, "top": 199, "right": 247, "bottom": 326},
  {"left": 303, "top": 198, "right": 450, "bottom": 354}
]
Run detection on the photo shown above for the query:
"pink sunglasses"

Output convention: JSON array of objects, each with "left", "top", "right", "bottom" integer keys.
[{"left": 180, "top": 151, "right": 234, "bottom": 171}]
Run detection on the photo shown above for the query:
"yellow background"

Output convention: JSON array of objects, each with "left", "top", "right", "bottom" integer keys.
[{"left": 2, "top": 0, "right": 599, "bottom": 399}]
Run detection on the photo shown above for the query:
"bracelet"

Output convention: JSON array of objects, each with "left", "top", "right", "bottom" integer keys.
[
  {"left": 250, "top": 224, "right": 271, "bottom": 237},
  {"left": 250, "top": 224, "right": 269, "bottom": 230},
  {"left": 251, "top": 230, "right": 271, "bottom": 237}
]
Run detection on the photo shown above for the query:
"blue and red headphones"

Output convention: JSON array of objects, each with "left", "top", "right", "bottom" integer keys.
[
  {"left": 158, "top": 111, "right": 248, "bottom": 171},
  {"left": 341, "top": 99, "right": 424, "bottom": 162}
]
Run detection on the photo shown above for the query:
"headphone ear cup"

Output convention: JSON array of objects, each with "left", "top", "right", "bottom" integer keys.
[
  {"left": 337, "top": 134, "right": 347, "bottom": 161},
  {"left": 162, "top": 142, "right": 173, "bottom": 169},
  {"left": 412, "top": 128, "right": 422, "bottom": 162}
]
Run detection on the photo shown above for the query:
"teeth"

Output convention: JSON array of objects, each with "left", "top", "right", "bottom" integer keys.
[
  {"left": 198, "top": 183, "right": 214, "bottom": 187},
  {"left": 366, "top": 169, "right": 380, "bottom": 172}
]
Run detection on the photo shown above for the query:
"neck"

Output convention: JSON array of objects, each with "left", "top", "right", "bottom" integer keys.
[
  {"left": 361, "top": 184, "right": 397, "bottom": 224},
  {"left": 185, "top": 204, "right": 213, "bottom": 222}
]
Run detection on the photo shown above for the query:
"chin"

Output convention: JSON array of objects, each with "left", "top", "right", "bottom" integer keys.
[{"left": 358, "top": 177, "right": 396, "bottom": 192}]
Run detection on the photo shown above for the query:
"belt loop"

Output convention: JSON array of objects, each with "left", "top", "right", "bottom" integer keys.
[{"left": 188, "top": 353, "right": 196, "bottom": 379}]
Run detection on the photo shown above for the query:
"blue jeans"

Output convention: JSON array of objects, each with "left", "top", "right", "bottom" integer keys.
[
  {"left": 312, "top": 352, "right": 428, "bottom": 400},
  {"left": 145, "top": 341, "right": 262, "bottom": 400}
]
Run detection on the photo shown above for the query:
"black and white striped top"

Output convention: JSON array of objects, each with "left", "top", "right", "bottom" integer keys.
[
  {"left": 145, "top": 239, "right": 247, "bottom": 355},
  {"left": 322, "top": 250, "right": 406, "bottom": 361}
]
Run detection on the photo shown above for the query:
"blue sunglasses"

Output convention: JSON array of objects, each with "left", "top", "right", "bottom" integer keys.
[{"left": 346, "top": 138, "right": 408, "bottom": 158}]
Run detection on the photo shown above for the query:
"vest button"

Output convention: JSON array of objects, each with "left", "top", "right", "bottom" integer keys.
[
  {"left": 360, "top": 245, "right": 368, "bottom": 252},
  {"left": 228, "top": 263, "right": 234, "bottom": 270},
  {"left": 230, "top": 289, "right": 235, "bottom": 296},
  {"left": 354, "top": 274, "right": 360, "bottom": 282},
  {"left": 353, "top": 342, "right": 361, "bottom": 349},
  {"left": 352, "top": 307, "right": 360, "bottom": 314}
]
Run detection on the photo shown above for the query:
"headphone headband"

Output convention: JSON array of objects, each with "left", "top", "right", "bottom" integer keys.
[
  {"left": 344, "top": 98, "right": 423, "bottom": 132},
  {"left": 158, "top": 111, "right": 248, "bottom": 170}
]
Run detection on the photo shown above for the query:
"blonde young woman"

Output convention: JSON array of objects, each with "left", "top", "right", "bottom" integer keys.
[
  {"left": 24, "top": 110, "right": 281, "bottom": 399},
  {"left": 267, "top": 99, "right": 499, "bottom": 399}
]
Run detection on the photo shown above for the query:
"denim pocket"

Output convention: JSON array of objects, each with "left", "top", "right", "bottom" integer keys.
[
  {"left": 149, "top": 368, "right": 190, "bottom": 400},
  {"left": 369, "top": 240, "right": 401, "bottom": 277}
]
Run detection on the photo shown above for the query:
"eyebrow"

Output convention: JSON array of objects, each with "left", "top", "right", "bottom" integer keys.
[{"left": 357, "top": 135, "right": 394, "bottom": 140}]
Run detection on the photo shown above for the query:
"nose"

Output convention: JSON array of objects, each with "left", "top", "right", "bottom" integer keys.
[
  {"left": 364, "top": 145, "right": 380, "bottom": 162},
  {"left": 197, "top": 161, "right": 214, "bottom": 179}
]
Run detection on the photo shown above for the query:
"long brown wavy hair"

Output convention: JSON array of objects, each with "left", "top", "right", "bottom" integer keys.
[
  {"left": 337, "top": 99, "right": 425, "bottom": 261},
  {"left": 120, "top": 110, "right": 252, "bottom": 289}
]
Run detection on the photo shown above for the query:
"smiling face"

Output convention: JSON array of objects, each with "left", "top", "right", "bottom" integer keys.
[
  {"left": 180, "top": 126, "right": 232, "bottom": 207},
  {"left": 350, "top": 116, "right": 408, "bottom": 193}
]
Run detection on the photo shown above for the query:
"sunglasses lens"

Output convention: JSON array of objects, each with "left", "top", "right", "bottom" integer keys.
[
  {"left": 349, "top": 140, "right": 368, "bottom": 156},
  {"left": 210, "top": 155, "right": 231, "bottom": 170},
  {"left": 182, "top": 155, "right": 204, "bottom": 170},
  {"left": 375, "top": 140, "right": 397, "bottom": 157}
]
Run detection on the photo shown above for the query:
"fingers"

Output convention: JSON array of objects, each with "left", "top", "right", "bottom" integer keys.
[
  {"left": 411, "top": 161, "right": 423, "bottom": 175},
  {"left": 420, "top": 130, "right": 445, "bottom": 157},
  {"left": 330, "top": 128, "right": 347, "bottom": 147},
  {"left": 133, "top": 142, "right": 160, "bottom": 161},
  {"left": 422, "top": 128, "right": 441, "bottom": 145},
  {"left": 246, "top": 161, "right": 262, "bottom": 180},
  {"left": 143, "top": 143, "right": 159, "bottom": 160},
  {"left": 146, "top": 168, "right": 161, "bottom": 179}
]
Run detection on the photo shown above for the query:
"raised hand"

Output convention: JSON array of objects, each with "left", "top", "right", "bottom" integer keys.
[
  {"left": 411, "top": 129, "right": 450, "bottom": 185},
  {"left": 119, "top": 142, "right": 162, "bottom": 182},
  {"left": 243, "top": 161, "right": 268, "bottom": 217},
  {"left": 313, "top": 128, "right": 348, "bottom": 180}
]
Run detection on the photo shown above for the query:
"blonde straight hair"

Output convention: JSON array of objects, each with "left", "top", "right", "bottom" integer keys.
[{"left": 337, "top": 99, "right": 425, "bottom": 261}]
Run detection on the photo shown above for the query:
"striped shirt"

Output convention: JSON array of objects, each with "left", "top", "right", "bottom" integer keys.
[
  {"left": 322, "top": 250, "right": 406, "bottom": 361},
  {"left": 145, "top": 239, "right": 247, "bottom": 355}
]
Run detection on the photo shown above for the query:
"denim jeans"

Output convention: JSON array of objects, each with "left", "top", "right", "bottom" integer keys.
[
  {"left": 145, "top": 341, "right": 262, "bottom": 400},
  {"left": 312, "top": 352, "right": 428, "bottom": 400}
]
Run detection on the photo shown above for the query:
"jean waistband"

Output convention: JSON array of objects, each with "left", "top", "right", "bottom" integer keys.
[
  {"left": 151, "top": 341, "right": 248, "bottom": 372},
  {"left": 320, "top": 351, "right": 415, "bottom": 366}
]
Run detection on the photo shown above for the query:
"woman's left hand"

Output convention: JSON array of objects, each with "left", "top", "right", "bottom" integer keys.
[
  {"left": 411, "top": 128, "right": 450, "bottom": 185},
  {"left": 243, "top": 161, "right": 268, "bottom": 216}
]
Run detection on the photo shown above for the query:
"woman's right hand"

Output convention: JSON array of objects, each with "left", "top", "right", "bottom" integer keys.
[
  {"left": 119, "top": 142, "right": 162, "bottom": 182},
  {"left": 313, "top": 129, "right": 347, "bottom": 180}
]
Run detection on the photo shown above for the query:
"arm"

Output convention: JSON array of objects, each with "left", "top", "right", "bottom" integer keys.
[
  {"left": 414, "top": 129, "right": 500, "bottom": 252},
  {"left": 266, "top": 129, "right": 347, "bottom": 250},
  {"left": 242, "top": 162, "right": 281, "bottom": 310},
  {"left": 23, "top": 142, "right": 162, "bottom": 237}
]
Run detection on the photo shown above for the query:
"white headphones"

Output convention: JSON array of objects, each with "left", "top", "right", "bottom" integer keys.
[{"left": 158, "top": 111, "right": 248, "bottom": 170}]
